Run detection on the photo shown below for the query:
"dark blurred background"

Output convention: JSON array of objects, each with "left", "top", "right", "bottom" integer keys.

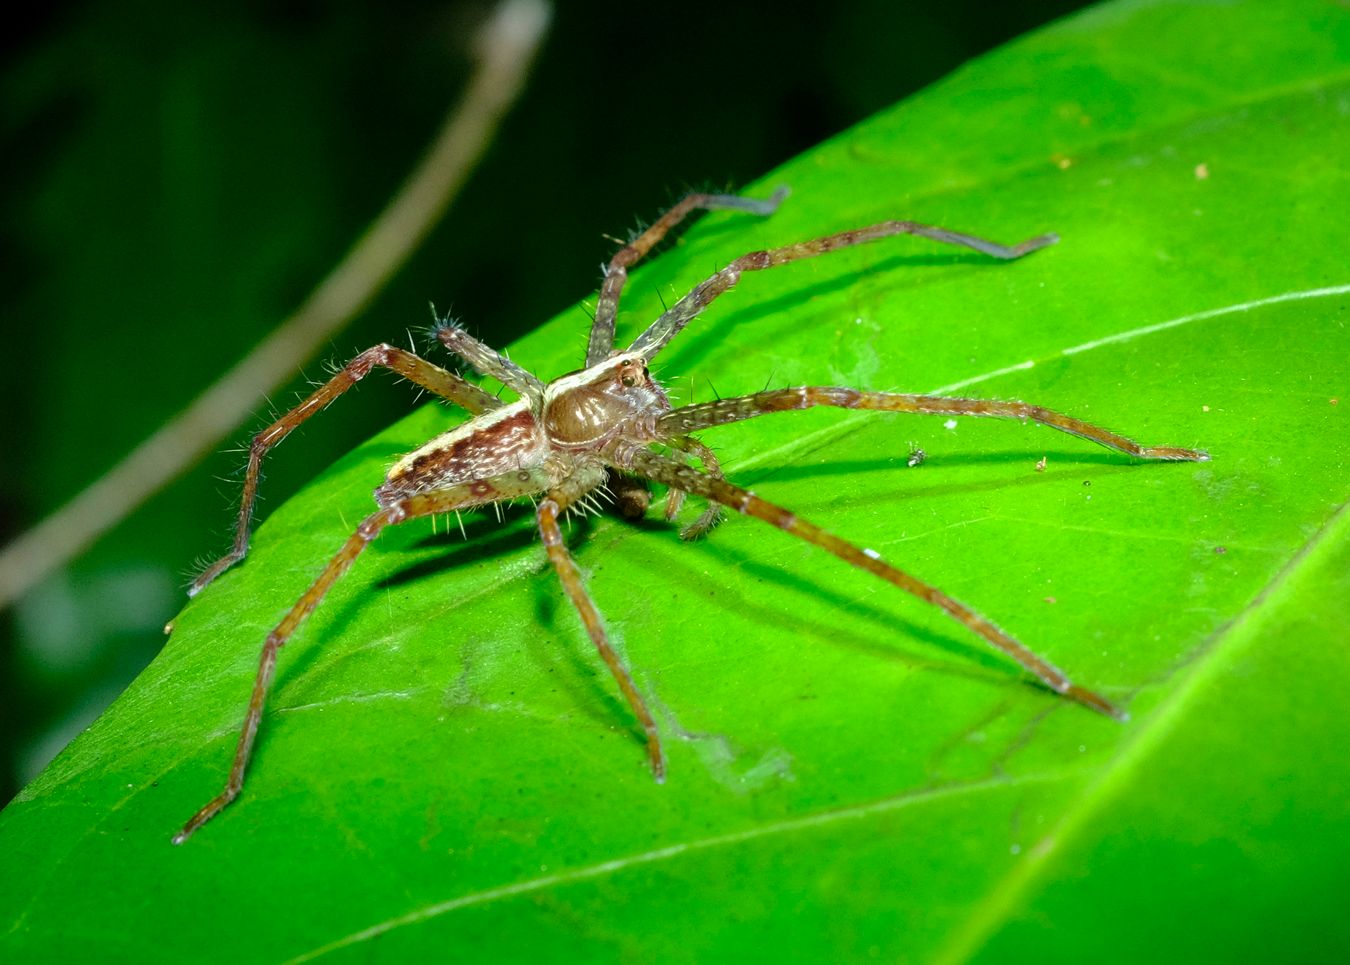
[{"left": 0, "top": 0, "right": 1092, "bottom": 806}]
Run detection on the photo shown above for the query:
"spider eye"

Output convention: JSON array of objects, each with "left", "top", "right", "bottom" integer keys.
[{"left": 618, "top": 360, "right": 644, "bottom": 388}]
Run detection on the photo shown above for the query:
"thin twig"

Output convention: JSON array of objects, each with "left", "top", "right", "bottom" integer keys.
[{"left": 0, "top": 0, "right": 552, "bottom": 610}]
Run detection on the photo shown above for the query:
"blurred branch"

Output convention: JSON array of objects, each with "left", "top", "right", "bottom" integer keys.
[{"left": 0, "top": 0, "right": 552, "bottom": 610}]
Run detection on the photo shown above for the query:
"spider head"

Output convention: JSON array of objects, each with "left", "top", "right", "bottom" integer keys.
[{"left": 542, "top": 355, "right": 669, "bottom": 449}]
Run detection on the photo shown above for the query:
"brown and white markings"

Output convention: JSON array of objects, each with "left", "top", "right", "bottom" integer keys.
[{"left": 173, "top": 188, "right": 1208, "bottom": 843}]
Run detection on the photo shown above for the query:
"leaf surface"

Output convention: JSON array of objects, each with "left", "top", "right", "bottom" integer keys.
[{"left": 3, "top": 1, "right": 1348, "bottom": 960}]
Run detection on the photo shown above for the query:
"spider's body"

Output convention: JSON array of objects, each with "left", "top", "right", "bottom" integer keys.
[
  {"left": 173, "top": 189, "right": 1207, "bottom": 844},
  {"left": 377, "top": 400, "right": 538, "bottom": 504},
  {"left": 540, "top": 355, "right": 668, "bottom": 450},
  {"left": 375, "top": 352, "right": 670, "bottom": 511}
]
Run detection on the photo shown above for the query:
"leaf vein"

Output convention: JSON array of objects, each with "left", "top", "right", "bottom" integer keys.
[{"left": 288, "top": 770, "right": 1073, "bottom": 962}]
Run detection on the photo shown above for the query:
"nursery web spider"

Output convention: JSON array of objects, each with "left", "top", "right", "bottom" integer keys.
[{"left": 173, "top": 188, "right": 1207, "bottom": 843}]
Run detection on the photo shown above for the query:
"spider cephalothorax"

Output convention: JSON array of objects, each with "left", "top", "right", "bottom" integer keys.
[
  {"left": 542, "top": 355, "right": 668, "bottom": 449},
  {"left": 174, "top": 189, "right": 1207, "bottom": 843}
]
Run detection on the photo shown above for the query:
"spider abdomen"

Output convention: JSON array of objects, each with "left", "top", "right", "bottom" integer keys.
[{"left": 375, "top": 400, "right": 546, "bottom": 505}]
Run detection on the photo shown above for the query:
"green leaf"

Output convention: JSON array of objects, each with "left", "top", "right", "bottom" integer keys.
[{"left": 4, "top": 0, "right": 1348, "bottom": 960}]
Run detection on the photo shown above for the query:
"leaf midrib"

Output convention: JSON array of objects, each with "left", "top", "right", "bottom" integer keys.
[{"left": 930, "top": 492, "right": 1350, "bottom": 963}]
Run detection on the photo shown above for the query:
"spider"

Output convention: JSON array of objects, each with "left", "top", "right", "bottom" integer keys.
[{"left": 172, "top": 188, "right": 1207, "bottom": 843}]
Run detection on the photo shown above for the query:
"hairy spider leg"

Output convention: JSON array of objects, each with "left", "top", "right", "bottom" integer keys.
[
  {"left": 582, "top": 189, "right": 789, "bottom": 519},
  {"left": 658, "top": 388, "right": 1210, "bottom": 462},
  {"left": 619, "top": 448, "right": 1128, "bottom": 721},
  {"left": 535, "top": 464, "right": 667, "bottom": 781},
  {"left": 585, "top": 188, "right": 789, "bottom": 366},
  {"left": 662, "top": 435, "right": 727, "bottom": 538},
  {"left": 435, "top": 320, "right": 545, "bottom": 402},
  {"left": 627, "top": 222, "right": 1059, "bottom": 361},
  {"left": 173, "top": 465, "right": 551, "bottom": 844},
  {"left": 191, "top": 345, "right": 502, "bottom": 596}
]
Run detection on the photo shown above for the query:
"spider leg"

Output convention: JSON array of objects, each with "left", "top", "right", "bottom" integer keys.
[
  {"left": 586, "top": 188, "right": 788, "bottom": 366},
  {"left": 659, "top": 387, "right": 1209, "bottom": 461},
  {"left": 434, "top": 316, "right": 546, "bottom": 403},
  {"left": 536, "top": 464, "right": 667, "bottom": 782},
  {"left": 614, "top": 446, "right": 1128, "bottom": 722},
  {"left": 191, "top": 344, "right": 503, "bottom": 596},
  {"left": 663, "top": 436, "right": 726, "bottom": 539},
  {"left": 627, "top": 222, "right": 1057, "bottom": 361},
  {"left": 173, "top": 465, "right": 550, "bottom": 844}
]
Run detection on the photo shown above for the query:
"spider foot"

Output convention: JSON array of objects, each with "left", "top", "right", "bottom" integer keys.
[
  {"left": 188, "top": 552, "right": 244, "bottom": 597},
  {"left": 1065, "top": 682, "right": 1130, "bottom": 722}
]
